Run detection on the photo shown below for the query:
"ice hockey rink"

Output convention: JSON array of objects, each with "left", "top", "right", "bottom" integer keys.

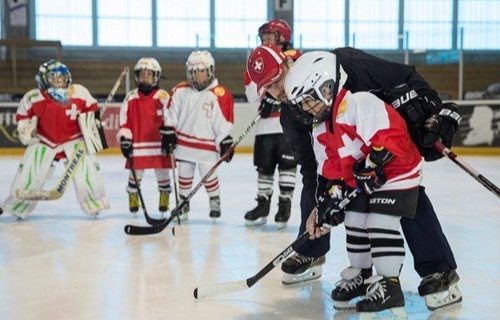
[{"left": 0, "top": 152, "right": 498, "bottom": 320}]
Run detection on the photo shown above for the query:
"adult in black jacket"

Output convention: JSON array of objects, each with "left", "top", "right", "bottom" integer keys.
[{"left": 248, "top": 44, "right": 462, "bottom": 311}]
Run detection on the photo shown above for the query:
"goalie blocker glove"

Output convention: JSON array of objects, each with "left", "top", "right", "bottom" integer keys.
[
  {"left": 259, "top": 92, "right": 282, "bottom": 118},
  {"left": 220, "top": 135, "right": 234, "bottom": 162},
  {"left": 420, "top": 103, "right": 462, "bottom": 162},
  {"left": 120, "top": 136, "right": 133, "bottom": 159},
  {"left": 160, "top": 125, "right": 177, "bottom": 156},
  {"left": 316, "top": 180, "right": 347, "bottom": 228},
  {"left": 353, "top": 147, "right": 394, "bottom": 195}
]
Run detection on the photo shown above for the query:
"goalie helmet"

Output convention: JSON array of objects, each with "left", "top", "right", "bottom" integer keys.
[
  {"left": 186, "top": 50, "right": 215, "bottom": 91},
  {"left": 36, "top": 60, "right": 72, "bottom": 102},
  {"left": 246, "top": 44, "right": 287, "bottom": 97},
  {"left": 285, "top": 51, "right": 347, "bottom": 124},
  {"left": 134, "top": 57, "right": 161, "bottom": 94},
  {"left": 258, "top": 19, "right": 292, "bottom": 50}
]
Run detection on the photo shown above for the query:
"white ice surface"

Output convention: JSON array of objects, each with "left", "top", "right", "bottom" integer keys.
[{"left": 0, "top": 153, "right": 499, "bottom": 320}]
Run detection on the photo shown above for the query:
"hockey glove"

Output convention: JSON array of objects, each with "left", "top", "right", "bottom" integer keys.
[
  {"left": 316, "top": 180, "right": 347, "bottom": 228},
  {"left": 120, "top": 136, "right": 133, "bottom": 159},
  {"left": 160, "top": 125, "right": 177, "bottom": 156},
  {"left": 259, "top": 92, "right": 281, "bottom": 119},
  {"left": 353, "top": 147, "right": 393, "bottom": 195},
  {"left": 220, "top": 135, "right": 234, "bottom": 163},
  {"left": 420, "top": 103, "right": 461, "bottom": 162},
  {"left": 17, "top": 117, "right": 39, "bottom": 146}
]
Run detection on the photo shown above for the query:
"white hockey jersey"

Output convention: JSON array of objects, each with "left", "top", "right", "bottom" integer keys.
[{"left": 165, "top": 79, "right": 234, "bottom": 165}]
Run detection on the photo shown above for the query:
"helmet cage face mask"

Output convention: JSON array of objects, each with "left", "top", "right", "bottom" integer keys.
[
  {"left": 134, "top": 57, "right": 161, "bottom": 94},
  {"left": 35, "top": 60, "right": 72, "bottom": 102},
  {"left": 186, "top": 51, "right": 215, "bottom": 91}
]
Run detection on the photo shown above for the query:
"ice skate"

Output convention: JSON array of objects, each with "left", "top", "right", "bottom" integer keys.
[
  {"left": 281, "top": 253, "right": 325, "bottom": 285},
  {"left": 209, "top": 196, "right": 221, "bottom": 220},
  {"left": 159, "top": 191, "right": 169, "bottom": 213},
  {"left": 172, "top": 196, "right": 189, "bottom": 222},
  {"left": 331, "top": 267, "right": 372, "bottom": 310},
  {"left": 418, "top": 270, "right": 462, "bottom": 311},
  {"left": 128, "top": 192, "right": 140, "bottom": 214},
  {"left": 356, "top": 276, "right": 405, "bottom": 313},
  {"left": 244, "top": 194, "right": 271, "bottom": 226},
  {"left": 274, "top": 195, "right": 291, "bottom": 229}
]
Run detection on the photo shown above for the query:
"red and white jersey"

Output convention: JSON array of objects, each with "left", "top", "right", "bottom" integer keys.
[
  {"left": 313, "top": 89, "right": 423, "bottom": 191},
  {"left": 164, "top": 79, "right": 234, "bottom": 165},
  {"left": 17, "top": 84, "right": 98, "bottom": 148},
  {"left": 244, "top": 70, "right": 282, "bottom": 136},
  {"left": 117, "top": 88, "right": 171, "bottom": 170}
]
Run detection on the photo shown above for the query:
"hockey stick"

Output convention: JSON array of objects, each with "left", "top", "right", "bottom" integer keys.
[
  {"left": 15, "top": 140, "right": 86, "bottom": 200},
  {"left": 15, "top": 68, "right": 128, "bottom": 201},
  {"left": 124, "top": 114, "right": 261, "bottom": 235},
  {"left": 434, "top": 140, "right": 500, "bottom": 199},
  {"left": 193, "top": 188, "right": 361, "bottom": 299},
  {"left": 127, "top": 157, "right": 166, "bottom": 225}
]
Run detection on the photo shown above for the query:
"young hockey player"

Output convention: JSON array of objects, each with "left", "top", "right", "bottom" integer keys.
[
  {"left": 161, "top": 50, "right": 234, "bottom": 221},
  {"left": 3, "top": 60, "right": 109, "bottom": 218},
  {"left": 116, "top": 57, "right": 173, "bottom": 215},
  {"left": 243, "top": 19, "right": 299, "bottom": 229},
  {"left": 287, "top": 51, "right": 423, "bottom": 313},
  {"left": 246, "top": 44, "right": 462, "bottom": 310}
]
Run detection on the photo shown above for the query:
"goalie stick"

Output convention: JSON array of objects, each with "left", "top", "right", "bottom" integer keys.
[
  {"left": 15, "top": 68, "right": 128, "bottom": 201},
  {"left": 15, "top": 140, "right": 86, "bottom": 200},
  {"left": 124, "top": 114, "right": 262, "bottom": 235},
  {"left": 434, "top": 140, "right": 500, "bottom": 199},
  {"left": 193, "top": 188, "right": 361, "bottom": 299}
]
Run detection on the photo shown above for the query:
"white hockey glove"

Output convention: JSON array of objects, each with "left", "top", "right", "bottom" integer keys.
[{"left": 17, "top": 117, "right": 39, "bottom": 146}]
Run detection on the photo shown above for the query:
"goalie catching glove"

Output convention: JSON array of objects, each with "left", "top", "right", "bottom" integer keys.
[
  {"left": 160, "top": 125, "right": 177, "bottom": 156},
  {"left": 219, "top": 135, "right": 234, "bottom": 162},
  {"left": 259, "top": 92, "right": 282, "bottom": 118},
  {"left": 353, "top": 147, "right": 394, "bottom": 195},
  {"left": 316, "top": 180, "right": 347, "bottom": 228}
]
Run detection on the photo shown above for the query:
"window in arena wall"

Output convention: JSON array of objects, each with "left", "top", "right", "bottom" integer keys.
[
  {"left": 214, "top": 0, "right": 266, "bottom": 48},
  {"left": 35, "top": 0, "right": 93, "bottom": 46},
  {"left": 97, "top": 0, "right": 152, "bottom": 47},
  {"left": 157, "top": 0, "right": 210, "bottom": 48},
  {"left": 404, "top": 0, "right": 453, "bottom": 50},
  {"left": 458, "top": 0, "right": 500, "bottom": 49},
  {"left": 293, "top": 0, "right": 345, "bottom": 50}
]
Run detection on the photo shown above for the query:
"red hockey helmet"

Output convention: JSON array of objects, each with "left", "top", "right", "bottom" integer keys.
[
  {"left": 246, "top": 44, "right": 287, "bottom": 96},
  {"left": 258, "top": 19, "right": 292, "bottom": 45}
]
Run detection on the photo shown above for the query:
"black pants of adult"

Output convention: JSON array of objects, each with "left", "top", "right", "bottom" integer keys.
[{"left": 296, "top": 186, "right": 457, "bottom": 278}]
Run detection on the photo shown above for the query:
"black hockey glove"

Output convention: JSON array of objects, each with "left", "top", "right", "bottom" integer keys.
[
  {"left": 258, "top": 92, "right": 281, "bottom": 119},
  {"left": 160, "top": 125, "right": 177, "bottom": 156},
  {"left": 316, "top": 180, "right": 347, "bottom": 228},
  {"left": 220, "top": 135, "right": 234, "bottom": 162},
  {"left": 420, "top": 103, "right": 461, "bottom": 162},
  {"left": 120, "top": 136, "right": 133, "bottom": 159},
  {"left": 353, "top": 148, "right": 394, "bottom": 195}
]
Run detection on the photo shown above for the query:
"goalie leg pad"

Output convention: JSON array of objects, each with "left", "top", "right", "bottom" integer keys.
[
  {"left": 6, "top": 143, "right": 58, "bottom": 218},
  {"left": 78, "top": 111, "right": 108, "bottom": 154},
  {"left": 62, "top": 142, "right": 109, "bottom": 216}
]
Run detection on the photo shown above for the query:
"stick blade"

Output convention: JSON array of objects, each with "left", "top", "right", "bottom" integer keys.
[{"left": 194, "top": 280, "right": 249, "bottom": 299}]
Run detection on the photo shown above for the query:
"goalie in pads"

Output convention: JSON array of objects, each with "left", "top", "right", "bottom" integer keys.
[{"left": 3, "top": 60, "right": 109, "bottom": 219}]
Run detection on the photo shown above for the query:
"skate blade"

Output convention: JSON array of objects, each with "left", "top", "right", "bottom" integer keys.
[
  {"left": 359, "top": 307, "right": 407, "bottom": 320},
  {"left": 276, "top": 221, "right": 287, "bottom": 229},
  {"left": 333, "top": 299, "right": 359, "bottom": 310},
  {"left": 281, "top": 265, "right": 322, "bottom": 285},
  {"left": 424, "top": 283, "right": 463, "bottom": 311},
  {"left": 244, "top": 217, "right": 267, "bottom": 227}
]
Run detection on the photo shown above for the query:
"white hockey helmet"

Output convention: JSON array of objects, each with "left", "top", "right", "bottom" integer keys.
[
  {"left": 134, "top": 57, "right": 161, "bottom": 93},
  {"left": 285, "top": 51, "right": 347, "bottom": 124},
  {"left": 186, "top": 50, "right": 215, "bottom": 91}
]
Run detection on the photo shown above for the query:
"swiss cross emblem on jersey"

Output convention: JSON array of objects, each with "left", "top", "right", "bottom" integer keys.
[
  {"left": 252, "top": 58, "right": 264, "bottom": 74},
  {"left": 65, "top": 103, "right": 80, "bottom": 120}
]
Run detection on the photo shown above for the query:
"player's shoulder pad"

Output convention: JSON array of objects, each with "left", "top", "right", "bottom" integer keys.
[
  {"left": 211, "top": 85, "right": 229, "bottom": 97},
  {"left": 284, "top": 49, "right": 302, "bottom": 61},
  {"left": 154, "top": 89, "right": 170, "bottom": 100},
  {"left": 23, "top": 88, "right": 44, "bottom": 102},
  {"left": 68, "top": 83, "right": 92, "bottom": 98}
]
